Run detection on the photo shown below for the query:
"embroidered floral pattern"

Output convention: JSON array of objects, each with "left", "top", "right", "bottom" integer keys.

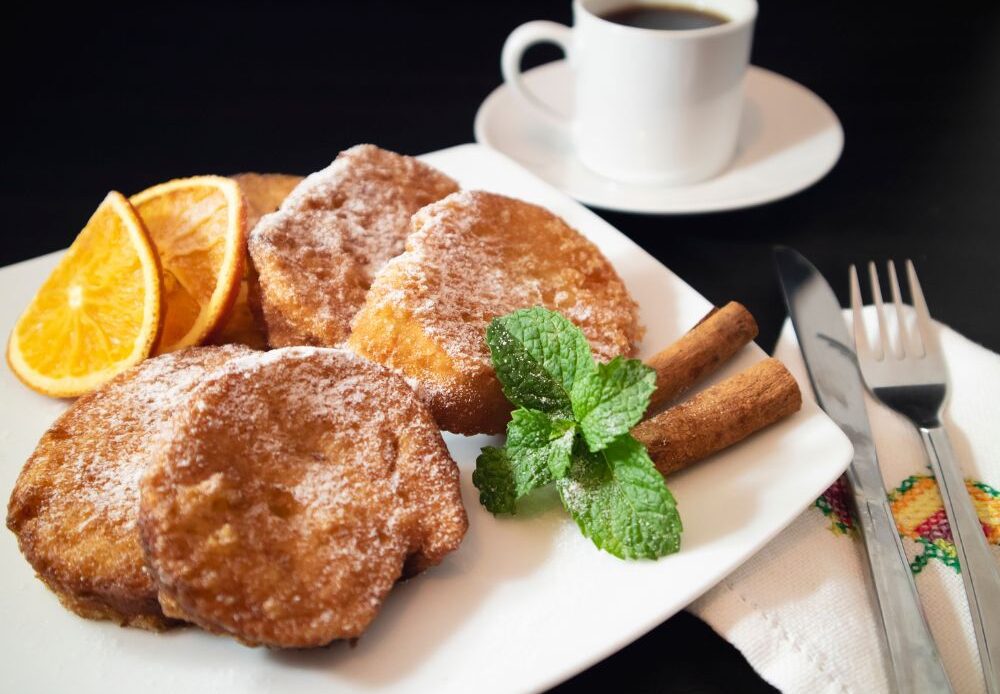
[
  {"left": 815, "top": 476, "right": 854, "bottom": 535},
  {"left": 815, "top": 474, "right": 1000, "bottom": 574},
  {"left": 889, "top": 475, "right": 1000, "bottom": 574}
]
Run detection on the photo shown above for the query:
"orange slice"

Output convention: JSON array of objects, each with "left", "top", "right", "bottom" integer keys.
[
  {"left": 209, "top": 173, "right": 302, "bottom": 349},
  {"left": 130, "top": 176, "right": 246, "bottom": 353},
  {"left": 7, "top": 192, "right": 162, "bottom": 397}
]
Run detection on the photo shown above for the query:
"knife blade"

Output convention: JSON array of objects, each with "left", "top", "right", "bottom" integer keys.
[{"left": 774, "top": 246, "right": 953, "bottom": 694}]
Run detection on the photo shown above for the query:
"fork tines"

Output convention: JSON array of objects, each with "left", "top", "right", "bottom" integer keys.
[{"left": 849, "top": 260, "right": 939, "bottom": 363}]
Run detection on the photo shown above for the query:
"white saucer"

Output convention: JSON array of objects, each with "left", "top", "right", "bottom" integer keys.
[{"left": 474, "top": 61, "right": 844, "bottom": 214}]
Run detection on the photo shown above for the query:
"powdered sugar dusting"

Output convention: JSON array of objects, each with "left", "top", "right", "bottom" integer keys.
[
  {"left": 142, "top": 346, "right": 467, "bottom": 646},
  {"left": 349, "top": 190, "right": 641, "bottom": 434},
  {"left": 7, "top": 345, "right": 254, "bottom": 622},
  {"left": 247, "top": 145, "right": 458, "bottom": 347},
  {"left": 69, "top": 347, "right": 254, "bottom": 526}
]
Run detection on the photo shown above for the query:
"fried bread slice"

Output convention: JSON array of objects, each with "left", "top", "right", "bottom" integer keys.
[
  {"left": 139, "top": 347, "right": 468, "bottom": 648},
  {"left": 247, "top": 145, "right": 458, "bottom": 347},
  {"left": 347, "top": 190, "right": 642, "bottom": 435},
  {"left": 6, "top": 345, "right": 252, "bottom": 629}
]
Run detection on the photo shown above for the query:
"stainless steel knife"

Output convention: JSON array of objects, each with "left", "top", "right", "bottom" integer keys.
[{"left": 775, "top": 246, "right": 953, "bottom": 694}]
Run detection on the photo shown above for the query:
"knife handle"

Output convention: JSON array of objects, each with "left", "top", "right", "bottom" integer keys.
[{"left": 850, "top": 474, "right": 954, "bottom": 694}]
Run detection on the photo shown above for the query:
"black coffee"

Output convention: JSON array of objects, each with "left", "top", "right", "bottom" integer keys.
[{"left": 601, "top": 3, "right": 728, "bottom": 30}]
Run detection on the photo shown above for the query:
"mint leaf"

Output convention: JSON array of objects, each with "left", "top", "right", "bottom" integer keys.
[
  {"left": 557, "top": 435, "right": 682, "bottom": 559},
  {"left": 487, "top": 307, "right": 596, "bottom": 416},
  {"left": 572, "top": 357, "right": 656, "bottom": 452},
  {"left": 508, "top": 409, "right": 576, "bottom": 481},
  {"left": 472, "top": 447, "right": 517, "bottom": 514}
]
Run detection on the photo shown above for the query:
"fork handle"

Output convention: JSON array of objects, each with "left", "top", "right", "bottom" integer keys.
[{"left": 921, "top": 425, "right": 1000, "bottom": 694}]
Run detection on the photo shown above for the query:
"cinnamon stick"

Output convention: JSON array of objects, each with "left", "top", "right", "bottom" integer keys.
[
  {"left": 632, "top": 357, "right": 801, "bottom": 477},
  {"left": 645, "top": 301, "right": 758, "bottom": 412}
]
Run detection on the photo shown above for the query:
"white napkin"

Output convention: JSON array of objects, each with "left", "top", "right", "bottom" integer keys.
[{"left": 690, "top": 310, "right": 1000, "bottom": 694}]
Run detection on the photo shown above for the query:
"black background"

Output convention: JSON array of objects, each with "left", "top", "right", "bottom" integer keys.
[{"left": 5, "top": 2, "right": 1000, "bottom": 691}]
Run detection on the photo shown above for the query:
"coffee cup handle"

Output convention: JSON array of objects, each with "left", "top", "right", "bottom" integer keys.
[{"left": 501, "top": 21, "right": 572, "bottom": 125}]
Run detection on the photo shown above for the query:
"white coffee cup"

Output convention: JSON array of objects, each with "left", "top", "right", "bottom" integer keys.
[{"left": 501, "top": 0, "right": 757, "bottom": 185}]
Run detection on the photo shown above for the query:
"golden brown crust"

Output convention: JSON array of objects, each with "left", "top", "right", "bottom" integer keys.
[
  {"left": 247, "top": 145, "right": 458, "bottom": 348},
  {"left": 5, "top": 345, "right": 253, "bottom": 629},
  {"left": 348, "top": 190, "right": 642, "bottom": 435},
  {"left": 139, "top": 347, "right": 467, "bottom": 648}
]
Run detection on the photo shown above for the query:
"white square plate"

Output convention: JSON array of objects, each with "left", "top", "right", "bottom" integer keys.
[{"left": 0, "top": 144, "right": 851, "bottom": 693}]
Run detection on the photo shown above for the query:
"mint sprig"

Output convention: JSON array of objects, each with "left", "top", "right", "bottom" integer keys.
[{"left": 474, "top": 307, "right": 682, "bottom": 560}]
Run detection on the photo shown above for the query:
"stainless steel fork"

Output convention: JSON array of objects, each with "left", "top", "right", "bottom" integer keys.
[{"left": 850, "top": 260, "right": 1000, "bottom": 694}]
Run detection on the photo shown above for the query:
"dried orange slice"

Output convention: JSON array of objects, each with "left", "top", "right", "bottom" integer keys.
[
  {"left": 209, "top": 173, "right": 302, "bottom": 349},
  {"left": 130, "top": 176, "right": 246, "bottom": 353},
  {"left": 7, "top": 192, "right": 162, "bottom": 397}
]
